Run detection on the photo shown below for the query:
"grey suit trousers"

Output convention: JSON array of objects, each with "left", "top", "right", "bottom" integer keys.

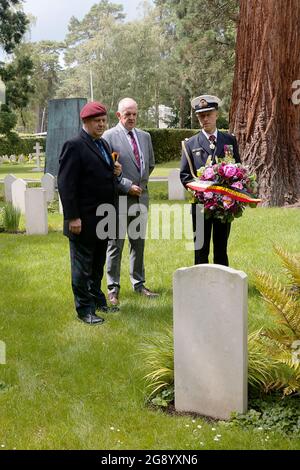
[{"left": 106, "top": 203, "right": 148, "bottom": 292}]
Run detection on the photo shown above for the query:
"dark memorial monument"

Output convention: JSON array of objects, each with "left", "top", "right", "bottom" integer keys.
[{"left": 45, "top": 98, "right": 87, "bottom": 176}]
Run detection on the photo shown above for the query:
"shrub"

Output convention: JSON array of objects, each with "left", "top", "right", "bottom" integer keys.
[
  {"left": 231, "top": 394, "right": 300, "bottom": 436},
  {"left": 146, "top": 128, "right": 229, "bottom": 164},
  {"left": 0, "top": 135, "right": 45, "bottom": 156},
  {"left": 140, "top": 326, "right": 174, "bottom": 404},
  {"left": 146, "top": 129, "right": 199, "bottom": 164},
  {"left": 0, "top": 128, "right": 231, "bottom": 163}
]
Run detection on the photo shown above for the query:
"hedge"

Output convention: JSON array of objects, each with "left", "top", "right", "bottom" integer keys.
[
  {"left": 145, "top": 129, "right": 199, "bottom": 164},
  {"left": 0, "top": 128, "right": 228, "bottom": 163},
  {"left": 0, "top": 136, "right": 46, "bottom": 156}
]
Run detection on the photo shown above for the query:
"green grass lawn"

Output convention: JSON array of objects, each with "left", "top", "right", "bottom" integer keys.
[
  {"left": 0, "top": 161, "right": 179, "bottom": 180},
  {"left": 0, "top": 163, "right": 44, "bottom": 181},
  {"left": 0, "top": 191, "right": 300, "bottom": 449},
  {"left": 151, "top": 160, "right": 181, "bottom": 178}
]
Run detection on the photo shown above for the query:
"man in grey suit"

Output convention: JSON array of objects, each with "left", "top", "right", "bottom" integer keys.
[{"left": 102, "top": 98, "right": 159, "bottom": 305}]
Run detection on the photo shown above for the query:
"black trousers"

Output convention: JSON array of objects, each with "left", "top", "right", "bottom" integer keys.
[
  {"left": 192, "top": 204, "right": 231, "bottom": 266},
  {"left": 69, "top": 238, "right": 108, "bottom": 317}
]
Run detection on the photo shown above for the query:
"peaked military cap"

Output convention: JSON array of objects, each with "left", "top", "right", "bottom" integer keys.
[{"left": 191, "top": 95, "right": 222, "bottom": 113}]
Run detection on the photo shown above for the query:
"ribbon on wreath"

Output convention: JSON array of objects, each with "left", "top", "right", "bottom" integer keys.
[{"left": 186, "top": 180, "right": 262, "bottom": 204}]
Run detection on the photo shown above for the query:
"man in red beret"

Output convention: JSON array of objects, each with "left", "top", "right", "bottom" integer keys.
[{"left": 58, "top": 101, "right": 122, "bottom": 325}]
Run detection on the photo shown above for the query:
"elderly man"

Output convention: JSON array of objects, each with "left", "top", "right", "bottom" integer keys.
[
  {"left": 58, "top": 101, "right": 122, "bottom": 325},
  {"left": 180, "top": 94, "right": 241, "bottom": 267},
  {"left": 102, "top": 98, "right": 158, "bottom": 305}
]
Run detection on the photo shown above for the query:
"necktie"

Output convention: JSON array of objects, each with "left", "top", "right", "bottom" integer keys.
[
  {"left": 95, "top": 139, "right": 111, "bottom": 166},
  {"left": 128, "top": 131, "right": 141, "bottom": 170},
  {"left": 209, "top": 135, "right": 216, "bottom": 146}
]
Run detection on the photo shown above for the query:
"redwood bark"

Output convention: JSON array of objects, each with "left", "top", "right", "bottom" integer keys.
[{"left": 230, "top": 0, "right": 300, "bottom": 206}]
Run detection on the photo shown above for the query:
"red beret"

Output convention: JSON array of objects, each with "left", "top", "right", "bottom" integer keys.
[{"left": 80, "top": 101, "right": 107, "bottom": 120}]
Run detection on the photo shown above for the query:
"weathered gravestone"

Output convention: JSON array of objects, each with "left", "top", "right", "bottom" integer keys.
[
  {"left": 45, "top": 98, "right": 87, "bottom": 177},
  {"left": 41, "top": 173, "right": 55, "bottom": 202},
  {"left": 168, "top": 169, "right": 185, "bottom": 201},
  {"left": 11, "top": 179, "right": 28, "bottom": 214},
  {"left": 25, "top": 188, "right": 48, "bottom": 236},
  {"left": 4, "top": 174, "right": 17, "bottom": 202},
  {"left": 174, "top": 264, "right": 248, "bottom": 420}
]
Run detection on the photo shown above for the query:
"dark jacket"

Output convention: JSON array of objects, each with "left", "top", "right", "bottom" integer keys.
[
  {"left": 180, "top": 130, "right": 241, "bottom": 187},
  {"left": 58, "top": 129, "right": 117, "bottom": 244}
]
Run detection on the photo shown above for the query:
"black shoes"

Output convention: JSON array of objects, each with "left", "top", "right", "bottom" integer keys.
[{"left": 78, "top": 312, "right": 105, "bottom": 325}]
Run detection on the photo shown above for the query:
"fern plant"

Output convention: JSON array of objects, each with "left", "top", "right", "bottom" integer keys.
[{"left": 253, "top": 244, "right": 300, "bottom": 394}]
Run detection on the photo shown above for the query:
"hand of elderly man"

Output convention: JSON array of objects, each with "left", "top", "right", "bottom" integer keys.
[
  {"left": 69, "top": 218, "right": 82, "bottom": 235},
  {"left": 114, "top": 161, "right": 122, "bottom": 177},
  {"left": 128, "top": 185, "right": 143, "bottom": 197}
]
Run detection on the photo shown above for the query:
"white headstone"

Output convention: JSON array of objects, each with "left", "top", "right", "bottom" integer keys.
[
  {"left": 4, "top": 174, "right": 17, "bottom": 202},
  {"left": 41, "top": 173, "right": 55, "bottom": 202},
  {"left": 18, "top": 154, "right": 25, "bottom": 164},
  {"left": 25, "top": 188, "right": 48, "bottom": 235},
  {"left": 11, "top": 179, "right": 28, "bottom": 214},
  {"left": 174, "top": 264, "right": 248, "bottom": 421},
  {"left": 168, "top": 169, "right": 185, "bottom": 201}
]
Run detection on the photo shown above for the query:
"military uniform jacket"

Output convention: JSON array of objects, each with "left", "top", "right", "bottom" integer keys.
[
  {"left": 58, "top": 129, "right": 118, "bottom": 244},
  {"left": 180, "top": 130, "right": 241, "bottom": 187}
]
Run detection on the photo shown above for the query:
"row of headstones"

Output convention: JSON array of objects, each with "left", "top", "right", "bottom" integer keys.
[
  {"left": 4, "top": 173, "right": 62, "bottom": 235},
  {"left": 0, "top": 154, "right": 36, "bottom": 164}
]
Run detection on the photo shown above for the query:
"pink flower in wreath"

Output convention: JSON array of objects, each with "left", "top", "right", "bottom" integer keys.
[
  {"left": 224, "top": 164, "right": 237, "bottom": 178},
  {"left": 204, "top": 191, "right": 214, "bottom": 200},
  {"left": 236, "top": 169, "right": 244, "bottom": 180},
  {"left": 203, "top": 167, "right": 215, "bottom": 180},
  {"left": 231, "top": 182, "right": 243, "bottom": 190},
  {"left": 218, "top": 164, "right": 225, "bottom": 177},
  {"left": 223, "top": 195, "right": 234, "bottom": 209},
  {"left": 205, "top": 200, "right": 217, "bottom": 210}
]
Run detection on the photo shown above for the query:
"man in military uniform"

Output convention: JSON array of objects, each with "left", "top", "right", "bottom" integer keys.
[{"left": 180, "top": 95, "right": 241, "bottom": 266}]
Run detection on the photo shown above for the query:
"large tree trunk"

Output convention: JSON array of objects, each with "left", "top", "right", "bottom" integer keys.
[{"left": 230, "top": 0, "right": 300, "bottom": 206}]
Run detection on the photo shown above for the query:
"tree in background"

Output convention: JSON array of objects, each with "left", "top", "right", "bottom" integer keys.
[
  {"left": 230, "top": 0, "right": 300, "bottom": 206},
  {"left": 57, "top": 0, "right": 170, "bottom": 127},
  {"left": 0, "top": 53, "right": 34, "bottom": 128},
  {"left": 15, "top": 41, "right": 63, "bottom": 133},
  {"left": 155, "top": 0, "right": 238, "bottom": 127},
  {"left": 0, "top": 0, "right": 28, "bottom": 53},
  {"left": 0, "top": 0, "right": 32, "bottom": 139}
]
